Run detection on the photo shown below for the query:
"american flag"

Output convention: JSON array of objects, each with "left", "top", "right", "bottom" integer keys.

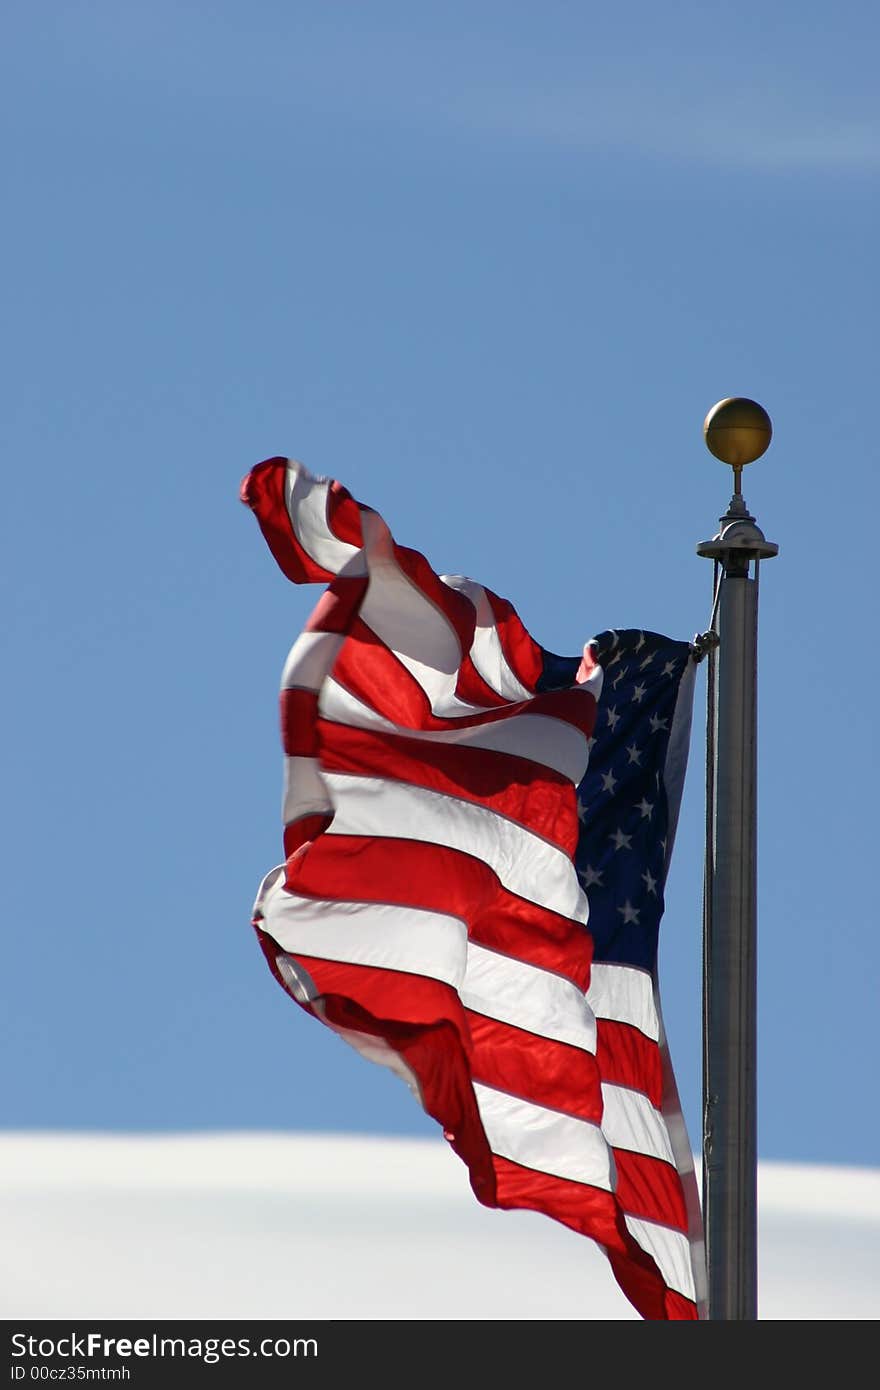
[{"left": 242, "top": 456, "right": 707, "bottom": 1320}]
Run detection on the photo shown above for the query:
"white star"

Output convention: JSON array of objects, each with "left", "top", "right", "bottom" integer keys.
[
  {"left": 649, "top": 713, "right": 669, "bottom": 734},
  {"left": 610, "top": 827, "right": 632, "bottom": 851},
  {"left": 640, "top": 652, "right": 654, "bottom": 670},
  {"left": 637, "top": 797, "right": 654, "bottom": 819},
  {"left": 612, "top": 667, "right": 627, "bottom": 689},
  {"left": 662, "top": 660, "right": 677, "bottom": 677},
  {"left": 617, "top": 900, "right": 640, "bottom": 925},
  {"left": 576, "top": 797, "right": 589, "bottom": 823},
  {"left": 586, "top": 736, "right": 596, "bottom": 755},
  {"left": 642, "top": 868, "right": 658, "bottom": 896},
  {"left": 660, "top": 836, "right": 667, "bottom": 854},
  {"left": 631, "top": 683, "right": 646, "bottom": 703},
  {"left": 626, "top": 743, "right": 642, "bottom": 765},
  {"left": 580, "top": 864, "right": 603, "bottom": 888},
  {"left": 601, "top": 770, "right": 618, "bottom": 794},
  {"left": 634, "top": 632, "right": 646, "bottom": 652},
  {"left": 606, "top": 706, "right": 620, "bottom": 730}
]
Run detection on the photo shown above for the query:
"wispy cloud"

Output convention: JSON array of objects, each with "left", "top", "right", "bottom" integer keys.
[
  {"left": 450, "top": 78, "right": 880, "bottom": 173},
  {"left": 15, "top": 6, "right": 879, "bottom": 175}
]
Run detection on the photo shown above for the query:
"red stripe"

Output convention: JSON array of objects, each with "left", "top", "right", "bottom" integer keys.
[
  {"left": 240, "top": 459, "right": 333, "bottom": 584},
  {"left": 484, "top": 589, "right": 545, "bottom": 691},
  {"left": 659, "top": 1288, "right": 699, "bottom": 1320},
  {"left": 281, "top": 954, "right": 469, "bottom": 1033},
  {"left": 331, "top": 627, "right": 596, "bottom": 732},
  {"left": 612, "top": 1148, "right": 689, "bottom": 1232},
  {"left": 455, "top": 651, "right": 518, "bottom": 708},
  {"left": 284, "top": 835, "right": 592, "bottom": 990},
  {"left": 595, "top": 1018, "right": 664, "bottom": 1109},
  {"left": 491, "top": 1152, "right": 622, "bottom": 1243},
  {"left": 281, "top": 689, "right": 319, "bottom": 756},
  {"left": 281, "top": 812, "right": 332, "bottom": 860},
  {"left": 304, "top": 576, "right": 368, "bottom": 635},
  {"left": 606, "top": 1247, "right": 698, "bottom": 1321},
  {"left": 316, "top": 721, "right": 578, "bottom": 855},
  {"left": 465, "top": 1012, "right": 602, "bottom": 1123},
  {"left": 330, "top": 621, "right": 434, "bottom": 726},
  {"left": 324, "top": 478, "right": 366, "bottom": 549}
]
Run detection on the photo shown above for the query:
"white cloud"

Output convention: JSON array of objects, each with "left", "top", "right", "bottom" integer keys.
[{"left": 2, "top": 1133, "right": 877, "bottom": 1320}]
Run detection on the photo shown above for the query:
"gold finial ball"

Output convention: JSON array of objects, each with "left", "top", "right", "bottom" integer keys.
[{"left": 703, "top": 397, "right": 772, "bottom": 466}]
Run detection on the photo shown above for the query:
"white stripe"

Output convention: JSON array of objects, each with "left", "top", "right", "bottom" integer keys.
[
  {"left": 274, "top": 953, "right": 317, "bottom": 1003},
  {"left": 319, "top": 678, "right": 591, "bottom": 784},
  {"left": 653, "top": 999, "right": 708, "bottom": 1313},
  {"left": 441, "top": 576, "right": 532, "bottom": 701},
  {"left": 359, "top": 512, "right": 489, "bottom": 720},
  {"left": 282, "top": 756, "right": 332, "bottom": 823},
  {"left": 280, "top": 631, "right": 346, "bottom": 692},
  {"left": 253, "top": 863, "right": 286, "bottom": 919},
  {"left": 461, "top": 945, "right": 596, "bottom": 1054},
  {"left": 285, "top": 460, "right": 365, "bottom": 577},
  {"left": 587, "top": 963, "right": 660, "bottom": 1042},
  {"left": 320, "top": 1016, "right": 425, "bottom": 1100},
  {"left": 473, "top": 1083, "right": 613, "bottom": 1190},
  {"left": 324, "top": 772, "right": 587, "bottom": 923},
  {"left": 601, "top": 1083, "right": 675, "bottom": 1165},
  {"left": 624, "top": 1216, "right": 696, "bottom": 1302},
  {"left": 259, "top": 886, "right": 468, "bottom": 989}
]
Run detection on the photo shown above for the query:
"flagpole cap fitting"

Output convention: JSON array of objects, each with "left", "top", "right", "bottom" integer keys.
[
  {"left": 703, "top": 398, "right": 772, "bottom": 468},
  {"left": 697, "top": 398, "right": 777, "bottom": 562},
  {"left": 697, "top": 518, "right": 778, "bottom": 561}
]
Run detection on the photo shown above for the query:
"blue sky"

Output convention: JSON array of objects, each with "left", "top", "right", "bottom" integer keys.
[{"left": 3, "top": 1, "right": 878, "bottom": 1167}]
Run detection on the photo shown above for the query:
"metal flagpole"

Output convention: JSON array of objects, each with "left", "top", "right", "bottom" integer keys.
[{"left": 696, "top": 398, "right": 778, "bottom": 1320}]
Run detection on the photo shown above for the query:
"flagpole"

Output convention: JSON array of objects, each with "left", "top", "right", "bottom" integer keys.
[{"left": 696, "top": 398, "right": 777, "bottom": 1320}]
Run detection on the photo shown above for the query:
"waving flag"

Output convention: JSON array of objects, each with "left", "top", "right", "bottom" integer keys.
[{"left": 242, "top": 456, "right": 707, "bottom": 1320}]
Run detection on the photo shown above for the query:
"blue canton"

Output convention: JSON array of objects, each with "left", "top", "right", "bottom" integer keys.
[{"left": 538, "top": 629, "right": 693, "bottom": 974}]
